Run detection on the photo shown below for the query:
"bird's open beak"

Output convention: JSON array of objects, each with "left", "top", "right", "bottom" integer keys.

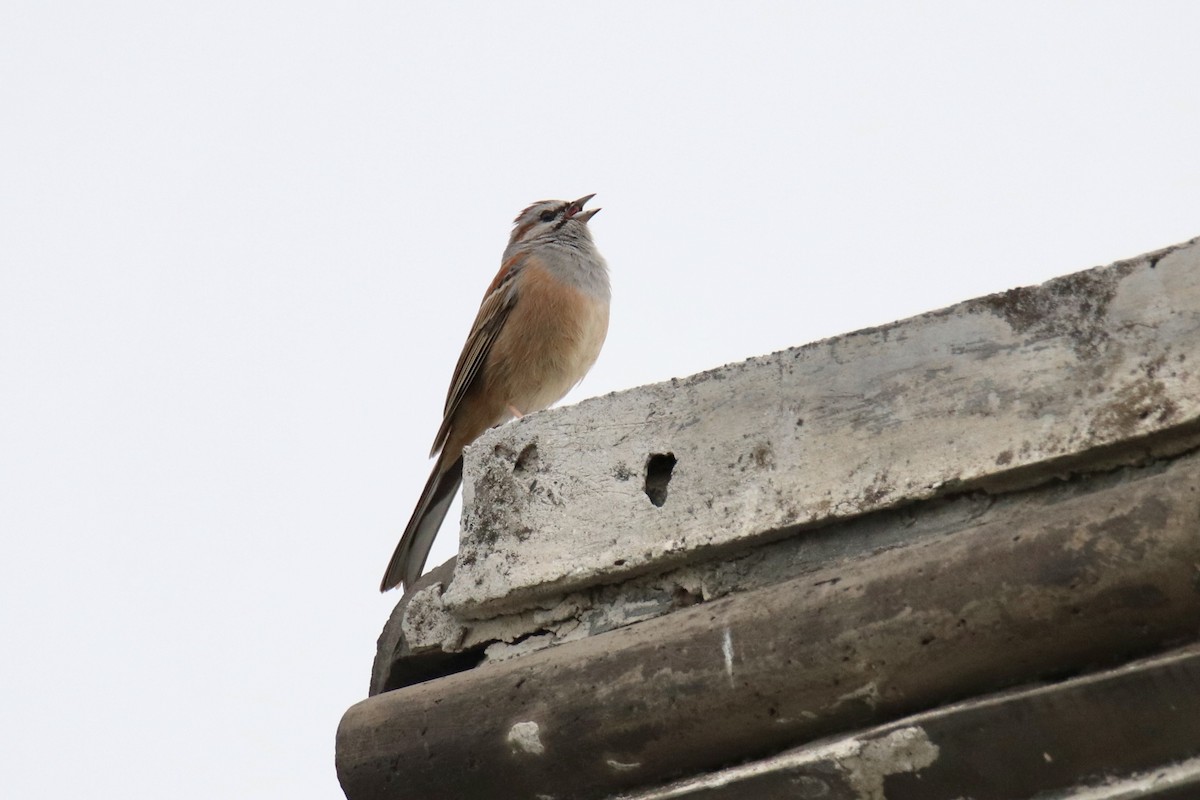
[{"left": 565, "top": 193, "right": 600, "bottom": 222}]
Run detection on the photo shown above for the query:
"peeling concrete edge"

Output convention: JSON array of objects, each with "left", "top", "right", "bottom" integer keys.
[
  {"left": 385, "top": 437, "right": 1200, "bottom": 685},
  {"left": 451, "top": 418, "right": 1200, "bottom": 622}
]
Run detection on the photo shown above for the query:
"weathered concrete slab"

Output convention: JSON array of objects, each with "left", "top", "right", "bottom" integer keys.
[
  {"left": 339, "top": 447, "right": 1200, "bottom": 800},
  {"left": 446, "top": 237, "right": 1200, "bottom": 614},
  {"left": 374, "top": 451, "right": 1189, "bottom": 692},
  {"left": 614, "top": 645, "right": 1200, "bottom": 800}
]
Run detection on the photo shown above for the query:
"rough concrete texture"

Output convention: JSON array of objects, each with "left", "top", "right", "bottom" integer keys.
[
  {"left": 612, "top": 645, "right": 1200, "bottom": 800},
  {"left": 376, "top": 452, "right": 1188, "bottom": 690},
  {"left": 445, "top": 236, "right": 1200, "bottom": 614},
  {"left": 340, "top": 448, "right": 1200, "bottom": 799},
  {"left": 376, "top": 480, "right": 1000, "bottom": 686}
]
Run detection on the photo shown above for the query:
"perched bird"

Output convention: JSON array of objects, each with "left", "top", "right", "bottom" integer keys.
[{"left": 380, "top": 194, "right": 610, "bottom": 592}]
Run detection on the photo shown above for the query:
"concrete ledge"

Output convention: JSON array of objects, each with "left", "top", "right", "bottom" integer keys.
[
  {"left": 339, "top": 447, "right": 1200, "bottom": 800},
  {"left": 614, "top": 645, "right": 1200, "bottom": 800},
  {"left": 446, "top": 237, "right": 1200, "bottom": 614}
]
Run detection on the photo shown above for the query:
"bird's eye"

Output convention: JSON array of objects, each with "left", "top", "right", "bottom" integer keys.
[{"left": 539, "top": 210, "right": 557, "bottom": 222}]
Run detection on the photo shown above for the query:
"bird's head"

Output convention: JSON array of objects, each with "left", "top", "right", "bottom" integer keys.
[{"left": 508, "top": 194, "right": 600, "bottom": 247}]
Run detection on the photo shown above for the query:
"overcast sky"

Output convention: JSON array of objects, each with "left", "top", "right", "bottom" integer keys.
[{"left": 3, "top": 3, "right": 1199, "bottom": 798}]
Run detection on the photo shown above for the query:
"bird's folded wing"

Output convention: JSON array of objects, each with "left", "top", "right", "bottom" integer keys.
[{"left": 430, "top": 252, "right": 524, "bottom": 456}]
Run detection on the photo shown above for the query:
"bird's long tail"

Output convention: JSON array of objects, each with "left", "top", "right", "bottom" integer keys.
[{"left": 379, "top": 456, "right": 463, "bottom": 593}]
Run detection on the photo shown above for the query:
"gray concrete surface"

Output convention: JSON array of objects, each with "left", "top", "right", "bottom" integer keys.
[
  {"left": 612, "top": 645, "right": 1200, "bottom": 800},
  {"left": 342, "top": 447, "right": 1200, "bottom": 799},
  {"left": 343, "top": 235, "right": 1200, "bottom": 800},
  {"left": 445, "top": 237, "right": 1200, "bottom": 614}
]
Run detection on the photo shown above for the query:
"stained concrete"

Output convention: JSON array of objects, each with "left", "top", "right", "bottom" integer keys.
[
  {"left": 446, "top": 237, "right": 1200, "bottom": 615},
  {"left": 342, "top": 235, "right": 1200, "bottom": 800},
  {"left": 344, "top": 448, "right": 1200, "bottom": 799},
  {"left": 612, "top": 646, "right": 1200, "bottom": 800}
]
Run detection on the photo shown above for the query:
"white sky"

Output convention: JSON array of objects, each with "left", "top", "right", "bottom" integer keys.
[{"left": 3, "top": 3, "right": 1198, "bottom": 797}]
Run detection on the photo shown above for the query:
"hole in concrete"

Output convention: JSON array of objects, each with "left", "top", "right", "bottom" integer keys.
[
  {"left": 672, "top": 586, "right": 701, "bottom": 607},
  {"left": 514, "top": 443, "right": 538, "bottom": 473},
  {"left": 644, "top": 453, "right": 676, "bottom": 507}
]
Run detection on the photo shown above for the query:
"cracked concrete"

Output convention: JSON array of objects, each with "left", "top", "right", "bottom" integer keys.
[
  {"left": 443, "top": 236, "right": 1200, "bottom": 616},
  {"left": 347, "top": 452, "right": 1200, "bottom": 797},
  {"left": 369, "top": 238, "right": 1200, "bottom": 687},
  {"left": 347, "top": 235, "right": 1200, "bottom": 800},
  {"left": 377, "top": 432, "right": 1200, "bottom": 693}
]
